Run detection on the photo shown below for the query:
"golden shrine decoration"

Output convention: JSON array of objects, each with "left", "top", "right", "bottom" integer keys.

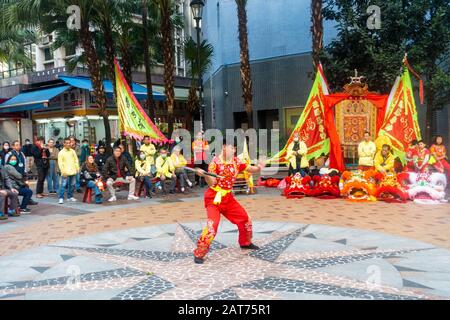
[
  {"left": 335, "top": 70, "right": 376, "bottom": 146},
  {"left": 335, "top": 99, "right": 377, "bottom": 145}
]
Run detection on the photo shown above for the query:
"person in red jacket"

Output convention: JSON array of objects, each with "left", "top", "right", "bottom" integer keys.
[
  {"left": 430, "top": 135, "right": 450, "bottom": 180},
  {"left": 192, "top": 139, "right": 266, "bottom": 264}
]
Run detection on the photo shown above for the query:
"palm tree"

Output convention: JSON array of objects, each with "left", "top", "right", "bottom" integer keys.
[
  {"left": 311, "top": 0, "right": 323, "bottom": 68},
  {"left": 0, "top": 26, "right": 36, "bottom": 72},
  {"left": 141, "top": 0, "right": 156, "bottom": 120},
  {"left": 154, "top": 0, "right": 176, "bottom": 137},
  {"left": 2, "top": 0, "right": 113, "bottom": 149},
  {"left": 235, "top": 0, "right": 253, "bottom": 128},
  {"left": 183, "top": 37, "right": 213, "bottom": 131}
]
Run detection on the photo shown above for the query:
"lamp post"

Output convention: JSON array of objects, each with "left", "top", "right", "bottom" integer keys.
[{"left": 190, "top": 0, "right": 205, "bottom": 131}]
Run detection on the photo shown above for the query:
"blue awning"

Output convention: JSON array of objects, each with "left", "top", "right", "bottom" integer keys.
[
  {"left": 59, "top": 76, "right": 166, "bottom": 101},
  {"left": 0, "top": 85, "right": 71, "bottom": 113}
]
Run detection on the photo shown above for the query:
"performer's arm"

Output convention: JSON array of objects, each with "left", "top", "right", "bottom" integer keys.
[
  {"left": 246, "top": 157, "right": 267, "bottom": 174},
  {"left": 195, "top": 169, "right": 217, "bottom": 186}
]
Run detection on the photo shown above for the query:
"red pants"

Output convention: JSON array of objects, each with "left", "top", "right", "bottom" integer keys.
[
  {"left": 433, "top": 159, "right": 450, "bottom": 180},
  {"left": 194, "top": 188, "right": 252, "bottom": 258}
]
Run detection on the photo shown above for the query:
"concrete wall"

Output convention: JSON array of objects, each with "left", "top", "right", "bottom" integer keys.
[
  {"left": 202, "top": 0, "right": 337, "bottom": 78},
  {"left": 203, "top": 52, "right": 315, "bottom": 134}
]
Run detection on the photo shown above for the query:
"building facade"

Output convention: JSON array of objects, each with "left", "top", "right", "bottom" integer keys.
[
  {"left": 200, "top": 0, "right": 448, "bottom": 146},
  {"left": 201, "top": 0, "right": 337, "bottom": 140},
  {"left": 0, "top": 0, "right": 195, "bottom": 144}
]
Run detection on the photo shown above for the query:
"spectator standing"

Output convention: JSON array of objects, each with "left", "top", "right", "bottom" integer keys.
[
  {"left": 69, "top": 137, "right": 82, "bottom": 193},
  {"left": 46, "top": 139, "right": 60, "bottom": 194},
  {"left": 80, "top": 139, "right": 91, "bottom": 164},
  {"left": 21, "top": 139, "right": 34, "bottom": 174},
  {"left": 58, "top": 138, "right": 79, "bottom": 204},
  {"left": 31, "top": 136, "right": 50, "bottom": 198},
  {"left": 1, "top": 141, "right": 11, "bottom": 165},
  {"left": 135, "top": 150, "right": 153, "bottom": 198},
  {"left": 140, "top": 135, "right": 157, "bottom": 167},
  {"left": 192, "top": 132, "right": 209, "bottom": 187}
]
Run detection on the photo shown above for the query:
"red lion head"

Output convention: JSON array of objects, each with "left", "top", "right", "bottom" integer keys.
[{"left": 284, "top": 173, "right": 312, "bottom": 199}]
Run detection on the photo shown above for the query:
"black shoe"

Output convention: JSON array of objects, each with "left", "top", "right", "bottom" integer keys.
[
  {"left": 240, "top": 243, "right": 260, "bottom": 250},
  {"left": 28, "top": 200, "right": 38, "bottom": 205},
  {"left": 20, "top": 208, "right": 31, "bottom": 214},
  {"left": 76, "top": 189, "right": 83, "bottom": 193},
  {"left": 169, "top": 190, "right": 175, "bottom": 194},
  {"left": 194, "top": 257, "right": 204, "bottom": 264}
]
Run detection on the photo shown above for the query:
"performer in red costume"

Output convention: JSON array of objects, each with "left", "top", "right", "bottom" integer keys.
[
  {"left": 430, "top": 135, "right": 450, "bottom": 180},
  {"left": 414, "top": 140, "right": 430, "bottom": 173},
  {"left": 193, "top": 140, "right": 266, "bottom": 264},
  {"left": 404, "top": 140, "right": 418, "bottom": 172}
]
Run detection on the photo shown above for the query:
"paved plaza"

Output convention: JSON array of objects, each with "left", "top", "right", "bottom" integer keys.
[{"left": 0, "top": 187, "right": 449, "bottom": 300}]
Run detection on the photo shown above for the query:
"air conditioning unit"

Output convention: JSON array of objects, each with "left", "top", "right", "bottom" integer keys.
[{"left": 40, "top": 35, "right": 52, "bottom": 45}]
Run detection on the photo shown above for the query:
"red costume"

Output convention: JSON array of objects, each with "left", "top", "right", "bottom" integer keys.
[
  {"left": 405, "top": 146, "right": 417, "bottom": 172},
  {"left": 415, "top": 148, "right": 430, "bottom": 173},
  {"left": 194, "top": 156, "right": 252, "bottom": 259},
  {"left": 430, "top": 144, "right": 450, "bottom": 180}
]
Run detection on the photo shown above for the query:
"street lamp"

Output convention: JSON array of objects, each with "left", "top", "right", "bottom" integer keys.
[{"left": 190, "top": 0, "right": 205, "bottom": 131}]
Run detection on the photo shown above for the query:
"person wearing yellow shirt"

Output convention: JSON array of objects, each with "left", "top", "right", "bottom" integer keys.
[
  {"left": 358, "top": 131, "right": 376, "bottom": 170},
  {"left": 374, "top": 144, "right": 395, "bottom": 173},
  {"left": 155, "top": 148, "right": 177, "bottom": 194},
  {"left": 135, "top": 151, "right": 153, "bottom": 198},
  {"left": 140, "top": 135, "right": 157, "bottom": 166},
  {"left": 57, "top": 137, "right": 80, "bottom": 204},
  {"left": 286, "top": 132, "right": 308, "bottom": 176},
  {"left": 170, "top": 146, "right": 193, "bottom": 193}
]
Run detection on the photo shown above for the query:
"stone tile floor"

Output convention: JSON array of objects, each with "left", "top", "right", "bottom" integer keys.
[{"left": 0, "top": 186, "right": 449, "bottom": 300}]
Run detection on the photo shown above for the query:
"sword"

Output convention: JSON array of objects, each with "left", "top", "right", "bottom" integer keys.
[{"left": 182, "top": 166, "right": 224, "bottom": 179}]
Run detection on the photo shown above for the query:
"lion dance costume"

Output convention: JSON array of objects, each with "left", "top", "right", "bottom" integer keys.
[{"left": 194, "top": 156, "right": 253, "bottom": 259}]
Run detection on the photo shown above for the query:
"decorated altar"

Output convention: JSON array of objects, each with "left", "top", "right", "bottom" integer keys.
[{"left": 268, "top": 61, "right": 422, "bottom": 172}]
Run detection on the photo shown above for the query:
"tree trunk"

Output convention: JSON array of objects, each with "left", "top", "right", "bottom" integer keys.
[
  {"left": 186, "top": 82, "right": 198, "bottom": 132},
  {"left": 425, "top": 86, "right": 434, "bottom": 145},
  {"left": 102, "top": 19, "right": 117, "bottom": 101},
  {"left": 159, "top": 0, "right": 176, "bottom": 137},
  {"left": 311, "top": 0, "right": 323, "bottom": 69},
  {"left": 142, "top": 0, "right": 156, "bottom": 120},
  {"left": 120, "top": 43, "right": 133, "bottom": 87},
  {"left": 79, "top": 21, "right": 112, "bottom": 151},
  {"left": 236, "top": 0, "right": 253, "bottom": 129}
]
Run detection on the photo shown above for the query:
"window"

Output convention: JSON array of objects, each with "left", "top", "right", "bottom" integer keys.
[
  {"left": 174, "top": 0, "right": 186, "bottom": 77},
  {"left": 65, "top": 45, "right": 76, "bottom": 57},
  {"left": 44, "top": 48, "right": 54, "bottom": 61}
]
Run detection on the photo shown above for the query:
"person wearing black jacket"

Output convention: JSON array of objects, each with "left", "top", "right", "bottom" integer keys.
[
  {"left": 0, "top": 141, "right": 11, "bottom": 165},
  {"left": 81, "top": 155, "right": 103, "bottom": 204},
  {"left": 94, "top": 145, "right": 108, "bottom": 172},
  {"left": 0, "top": 163, "right": 20, "bottom": 219},
  {"left": 21, "top": 139, "right": 34, "bottom": 175},
  {"left": 31, "top": 137, "right": 50, "bottom": 198},
  {"left": 102, "top": 147, "right": 138, "bottom": 202}
]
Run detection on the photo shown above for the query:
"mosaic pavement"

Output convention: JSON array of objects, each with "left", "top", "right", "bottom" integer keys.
[{"left": 0, "top": 221, "right": 449, "bottom": 300}]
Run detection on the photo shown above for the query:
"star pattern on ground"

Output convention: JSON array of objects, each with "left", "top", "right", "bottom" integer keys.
[{"left": 0, "top": 223, "right": 443, "bottom": 300}]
